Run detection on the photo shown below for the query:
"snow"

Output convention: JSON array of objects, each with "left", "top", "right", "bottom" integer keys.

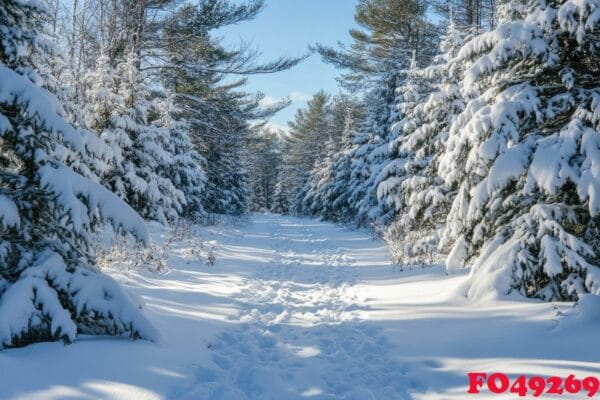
[
  {"left": 0, "top": 249, "right": 160, "bottom": 349},
  {"left": 468, "top": 139, "right": 533, "bottom": 218},
  {"left": 0, "top": 214, "right": 598, "bottom": 399},
  {"left": 38, "top": 164, "right": 149, "bottom": 244},
  {"left": 446, "top": 235, "right": 468, "bottom": 274},
  {"left": 0, "top": 65, "right": 83, "bottom": 152},
  {"left": 457, "top": 21, "right": 548, "bottom": 89},
  {"left": 0, "top": 274, "right": 77, "bottom": 347},
  {"left": 0, "top": 194, "right": 20, "bottom": 228}
]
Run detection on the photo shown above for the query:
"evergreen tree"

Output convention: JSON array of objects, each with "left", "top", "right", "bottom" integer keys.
[
  {"left": 158, "top": 1, "right": 302, "bottom": 218},
  {"left": 154, "top": 92, "right": 207, "bottom": 221},
  {"left": 439, "top": 0, "right": 600, "bottom": 300},
  {"left": 271, "top": 181, "right": 290, "bottom": 214},
  {"left": 283, "top": 92, "right": 332, "bottom": 213},
  {"left": 311, "top": 0, "right": 439, "bottom": 227},
  {"left": 203, "top": 139, "right": 250, "bottom": 215},
  {"left": 247, "top": 128, "right": 282, "bottom": 211},
  {"left": 0, "top": 0, "right": 156, "bottom": 348},
  {"left": 324, "top": 104, "right": 365, "bottom": 222},
  {"left": 301, "top": 95, "right": 363, "bottom": 220},
  {"left": 87, "top": 50, "right": 185, "bottom": 224},
  {"left": 430, "top": 0, "right": 498, "bottom": 30},
  {"left": 345, "top": 81, "right": 398, "bottom": 227},
  {"left": 379, "top": 20, "right": 469, "bottom": 265},
  {"left": 314, "top": 0, "right": 438, "bottom": 91}
]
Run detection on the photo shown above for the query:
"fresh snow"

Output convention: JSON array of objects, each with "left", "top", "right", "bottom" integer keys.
[
  {"left": 39, "top": 165, "right": 149, "bottom": 243},
  {"left": 1, "top": 213, "right": 599, "bottom": 399},
  {"left": 0, "top": 65, "right": 83, "bottom": 152}
]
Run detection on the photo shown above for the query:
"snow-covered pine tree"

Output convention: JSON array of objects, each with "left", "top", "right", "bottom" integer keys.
[
  {"left": 301, "top": 96, "right": 363, "bottom": 221},
  {"left": 312, "top": 0, "right": 438, "bottom": 227},
  {"left": 203, "top": 138, "right": 251, "bottom": 216},
  {"left": 247, "top": 128, "right": 282, "bottom": 211},
  {"left": 284, "top": 91, "right": 332, "bottom": 214},
  {"left": 85, "top": 51, "right": 137, "bottom": 197},
  {"left": 301, "top": 136, "right": 337, "bottom": 216},
  {"left": 36, "top": 20, "right": 115, "bottom": 185},
  {"left": 153, "top": 91, "right": 206, "bottom": 221},
  {"left": 271, "top": 180, "right": 290, "bottom": 214},
  {"left": 117, "top": 51, "right": 187, "bottom": 223},
  {"left": 252, "top": 182, "right": 268, "bottom": 211},
  {"left": 346, "top": 78, "right": 399, "bottom": 227},
  {"left": 377, "top": 53, "right": 431, "bottom": 219},
  {"left": 440, "top": 0, "right": 600, "bottom": 301},
  {"left": 87, "top": 50, "right": 185, "bottom": 224},
  {"left": 321, "top": 105, "right": 364, "bottom": 222},
  {"left": 157, "top": 1, "right": 302, "bottom": 219},
  {"left": 379, "top": 19, "right": 469, "bottom": 265},
  {"left": 429, "top": 0, "right": 498, "bottom": 32},
  {"left": 0, "top": 0, "right": 157, "bottom": 348}
]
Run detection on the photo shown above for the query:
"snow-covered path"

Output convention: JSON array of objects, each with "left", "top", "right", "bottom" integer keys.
[
  {"left": 0, "top": 214, "right": 599, "bottom": 399},
  {"left": 173, "top": 215, "right": 410, "bottom": 399}
]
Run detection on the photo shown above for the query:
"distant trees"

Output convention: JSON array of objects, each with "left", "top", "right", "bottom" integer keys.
[
  {"left": 157, "top": 0, "right": 302, "bottom": 216},
  {"left": 306, "top": 0, "right": 439, "bottom": 227},
  {"left": 283, "top": 91, "right": 332, "bottom": 212},
  {"left": 247, "top": 129, "right": 283, "bottom": 211},
  {"left": 289, "top": 94, "right": 364, "bottom": 221}
]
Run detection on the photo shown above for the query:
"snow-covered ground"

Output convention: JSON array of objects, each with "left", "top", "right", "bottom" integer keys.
[{"left": 0, "top": 213, "right": 598, "bottom": 399}]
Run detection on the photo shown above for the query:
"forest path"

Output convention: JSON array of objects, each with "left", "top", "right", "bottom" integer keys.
[
  {"left": 1, "top": 214, "right": 597, "bottom": 400},
  {"left": 173, "top": 214, "right": 411, "bottom": 399}
]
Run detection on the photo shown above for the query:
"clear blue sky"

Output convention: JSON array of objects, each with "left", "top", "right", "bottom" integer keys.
[{"left": 219, "top": 0, "right": 358, "bottom": 132}]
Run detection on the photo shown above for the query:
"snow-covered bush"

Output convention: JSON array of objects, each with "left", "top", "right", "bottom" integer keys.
[
  {"left": 98, "top": 219, "right": 219, "bottom": 272},
  {"left": 97, "top": 232, "right": 168, "bottom": 274}
]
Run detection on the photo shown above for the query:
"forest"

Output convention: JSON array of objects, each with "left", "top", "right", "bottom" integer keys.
[
  {"left": 256, "top": 0, "right": 600, "bottom": 303},
  {"left": 1, "top": 0, "right": 600, "bottom": 398}
]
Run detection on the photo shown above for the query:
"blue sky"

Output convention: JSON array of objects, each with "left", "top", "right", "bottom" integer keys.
[{"left": 220, "top": 0, "right": 358, "bottom": 131}]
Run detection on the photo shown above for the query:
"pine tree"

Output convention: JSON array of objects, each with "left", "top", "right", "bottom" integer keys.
[
  {"left": 158, "top": 0, "right": 302, "bottom": 218},
  {"left": 376, "top": 54, "right": 432, "bottom": 223},
  {"left": 311, "top": 0, "right": 439, "bottom": 227},
  {"left": 247, "top": 128, "right": 282, "bottom": 211},
  {"left": 345, "top": 80, "right": 399, "bottom": 227},
  {"left": 429, "top": 0, "right": 497, "bottom": 31},
  {"left": 271, "top": 181, "right": 290, "bottom": 214},
  {"left": 154, "top": 92, "right": 207, "bottom": 221},
  {"left": 439, "top": 0, "right": 600, "bottom": 301},
  {"left": 301, "top": 95, "right": 363, "bottom": 220},
  {"left": 0, "top": 0, "right": 157, "bottom": 348},
  {"left": 87, "top": 50, "right": 185, "bottom": 224},
  {"left": 379, "top": 20, "right": 469, "bottom": 265},
  {"left": 284, "top": 92, "right": 332, "bottom": 214},
  {"left": 324, "top": 105, "right": 364, "bottom": 222}
]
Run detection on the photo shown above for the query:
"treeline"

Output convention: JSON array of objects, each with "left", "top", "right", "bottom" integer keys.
[
  {"left": 274, "top": 0, "right": 600, "bottom": 302},
  {"left": 48, "top": 0, "right": 301, "bottom": 219},
  {"left": 0, "top": 0, "right": 299, "bottom": 348}
]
